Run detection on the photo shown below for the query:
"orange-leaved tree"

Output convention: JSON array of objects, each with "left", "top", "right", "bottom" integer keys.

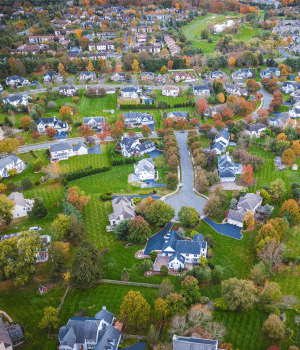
[{"left": 242, "top": 164, "right": 254, "bottom": 184}]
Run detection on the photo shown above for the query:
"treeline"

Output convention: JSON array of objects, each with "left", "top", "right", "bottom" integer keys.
[
  {"left": 109, "top": 145, "right": 139, "bottom": 166},
  {"left": 120, "top": 103, "right": 156, "bottom": 110},
  {"left": 62, "top": 166, "right": 111, "bottom": 184}
]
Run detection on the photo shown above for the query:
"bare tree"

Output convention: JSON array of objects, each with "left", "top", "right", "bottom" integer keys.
[
  {"left": 206, "top": 322, "right": 226, "bottom": 342},
  {"left": 158, "top": 278, "right": 174, "bottom": 299},
  {"left": 258, "top": 238, "right": 284, "bottom": 268},
  {"left": 188, "top": 305, "right": 212, "bottom": 328},
  {"left": 169, "top": 315, "right": 187, "bottom": 335}
]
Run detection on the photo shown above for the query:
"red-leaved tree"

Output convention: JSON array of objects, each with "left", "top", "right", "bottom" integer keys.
[{"left": 242, "top": 164, "right": 254, "bottom": 184}]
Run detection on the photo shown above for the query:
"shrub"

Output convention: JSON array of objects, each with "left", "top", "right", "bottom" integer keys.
[
  {"left": 200, "top": 296, "right": 210, "bottom": 304},
  {"left": 8, "top": 169, "right": 17, "bottom": 178},
  {"left": 214, "top": 297, "right": 229, "bottom": 310},
  {"left": 160, "top": 265, "right": 168, "bottom": 277},
  {"left": 63, "top": 166, "right": 111, "bottom": 184},
  {"left": 35, "top": 180, "right": 41, "bottom": 186},
  {"left": 140, "top": 259, "right": 153, "bottom": 272},
  {"left": 22, "top": 178, "right": 33, "bottom": 190},
  {"left": 133, "top": 197, "right": 142, "bottom": 204},
  {"left": 33, "top": 158, "right": 43, "bottom": 172},
  {"left": 100, "top": 193, "right": 113, "bottom": 201},
  {"left": 149, "top": 251, "right": 158, "bottom": 262},
  {"left": 6, "top": 181, "right": 15, "bottom": 192}
]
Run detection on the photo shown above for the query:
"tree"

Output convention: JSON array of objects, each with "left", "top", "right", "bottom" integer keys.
[
  {"left": 203, "top": 195, "right": 223, "bottom": 217},
  {"left": 242, "top": 164, "right": 253, "bottom": 184},
  {"left": 243, "top": 211, "right": 255, "bottom": 228},
  {"left": 66, "top": 215, "right": 86, "bottom": 245},
  {"left": 292, "top": 140, "right": 300, "bottom": 155},
  {"left": 38, "top": 307, "right": 60, "bottom": 332},
  {"left": 166, "top": 293, "right": 187, "bottom": 316},
  {"left": 121, "top": 268, "right": 130, "bottom": 281},
  {"left": 221, "top": 278, "right": 257, "bottom": 312},
  {"left": 262, "top": 314, "right": 285, "bottom": 341},
  {"left": 269, "top": 179, "right": 285, "bottom": 202},
  {"left": 181, "top": 276, "right": 201, "bottom": 305},
  {"left": 22, "top": 178, "right": 33, "bottom": 190},
  {"left": 258, "top": 238, "right": 283, "bottom": 268},
  {"left": 67, "top": 186, "right": 89, "bottom": 211},
  {"left": 218, "top": 93, "right": 225, "bottom": 103},
  {"left": 87, "top": 59, "right": 94, "bottom": 72},
  {"left": 120, "top": 291, "right": 151, "bottom": 333},
  {"left": 28, "top": 198, "right": 48, "bottom": 220},
  {"left": 79, "top": 124, "right": 93, "bottom": 139},
  {"left": 70, "top": 241, "right": 103, "bottom": 287},
  {"left": 20, "top": 115, "right": 31, "bottom": 130},
  {"left": 282, "top": 148, "right": 296, "bottom": 166},
  {"left": 166, "top": 173, "right": 178, "bottom": 190},
  {"left": 141, "top": 125, "right": 152, "bottom": 138},
  {"left": 132, "top": 59, "right": 140, "bottom": 73},
  {"left": 161, "top": 66, "right": 167, "bottom": 74},
  {"left": 141, "top": 259, "right": 153, "bottom": 272},
  {"left": 158, "top": 278, "right": 174, "bottom": 298},
  {"left": 49, "top": 242, "right": 68, "bottom": 282},
  {"left": 197, "top": 98, "right": 207, "bottom": 115},
  {"left": 167, "top": 154, "right": 179, "bottom": 171},
  {"left": 0, "top": 138, "right": 20, "bottom": 155},
  {"left": 195, "top": 171, "right": 209, "bottom": 193},
  {"left": 97, "top": 120, "right": 111, "bottom": 142},
  {"left": 147, "top": 325, "right": 159, "bottom": 348},
  {"left": 260, "top": 189, "right": 271, "bottom": 205},
  {"left": 250, "top": 262, "right": 268, "bottom": 286},
  {"left": 145, "top": 200, "right": 175, "bottom": 226},
  {"left": 279, "top": 199, "right": 300, "bottom": 223},
  {"left": 167, "top": 60, "right": 173, "bottom": 70},
  {"left": 58, "top": 62, "right": 65, "bottom": 75},
  {"left": 260, "top": 282, "right": 281, "bottom": 305},
  {"left": 212, "top": 266, "right": 224, "bottom": 284},
  {"left": 59, "top": 106, "right": 73, "bottom": 122},
  {"left": 52, "top": 214, "right": 70, "bottom": 240},
  {"left": 178, "top": 206, "right": 199, "bottom": 227},
  {"left": 127, "top": 216, "right": 151, "bottom": 244},
  {"left": 30, "top": 130, "right": 41, "bottom": 141},
  {"left": 114, "top": 218, "right": 130, "bottom": 240},
  {"left": 45, "top": 127, "right": 57, "bottom": 139},
  {"left": 111, "top": 126, "right": 124, "bottom": 139}
]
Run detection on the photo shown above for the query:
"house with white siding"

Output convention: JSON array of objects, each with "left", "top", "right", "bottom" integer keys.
[
  {"left": 7, "top": 192, "right": 34, "bottom": 219},
  {"left": 0, "top": 155, "right": 26, "bottom": 178},
  {"left": 120, "top": 135, "right": 156, "bottom": 157},
  {"left": 134, "top": 158, "right": 155, "bottom": 181},
  {"left": 217, "top": 153, "right": 242, "bottom": 183},
  {"left": 49, "top": 141, "right": 88, "bottom": 162},
  {"left": 37, "top": 117, "right": 68, "bottom": 133}
]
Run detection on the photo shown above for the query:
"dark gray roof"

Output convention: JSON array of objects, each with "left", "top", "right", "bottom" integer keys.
[
  {"left": 135, "top": 141, "right": 155, "bottom": 152},
  {"left": 88, "top": 143, "right": 102, "bottom": 154},
  {"left": 0, "top": 154, "right": 22, "bottom": 171},
  {"left": 50, "top": 142, "right": 72, "bottom": 153},
  {"left": 83, "top": 117, "right": 105, "bottom": 124},
  {"left": 167, "top": 111, "right": 187, "bottom": 119},
  {"left": 214, "top": 128, "right": 230, "bottom": 142},
  {"left": 95, "top": 324, "right": 121, "bottom": 350},
  {"left": 219, "top": 168, "right": 236, "bottom": 178},
  {"left": 72, "top": 141, "right": 88, "bottom": 152},
  {"left": 227, "top": 209, "right": 246, "bottom": 223},
  {"left": 246, "top": 123, "right": 266, "bottom": 132},
  {"left": 176, "top": 241, "right": 200, "bottom": 255},
  {"left": 162, "top": 230, "right": 178, "bottom": 252},
  {"left": 122, "top": 86, "right": 137, "bottom": 92},
  {"left": 95, "top": 308, "right": 114, "bottom": 324},
  {"left": 7, "top": 324, "right": 24, "bottom": 344},
  {"left": 193, "top": 85, "right": 209, "bottom": 91},
  {"left": 0, "top": 318, "right": 12, "bottom": 347},
  {"left": 169, "top": 252, "right": 185, "bottom": 264},
  {"left": 193, "top": 233, "right": 204, "bottom": 242}
]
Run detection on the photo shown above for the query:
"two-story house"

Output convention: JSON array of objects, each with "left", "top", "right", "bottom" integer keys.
[
  {"left": 134, "top": 158, "right": 155, "bottom": 181},
  {"left": 111, "top": 72, "right": 126, "bottom": 82},
  {"left": 120, "top": 135, "right": 156, "bottom": 157},
  {"left": 123, "top": 112, "right": 154, "bottom": 128},
  {"left": 83, "top": 117, "right": 105, "bottom": 129},
  {"left": 59, "top": 85, "right": 78, "bottom": 96},
  {"left": 37, "top": 117, "right": 68, "bottom": 133},
  {"left": 231, "top": 68, "right": 253, "bottom": 80},
  {"left": 7, "top": 192, "right": 34, "bottom": 219},
  {"left": 173, "top": 335, "right": 218, "bottom": 350},
  {"left": 245, "top": 123, "right": 266, "bottom": 138},
  {"left": 3, "top": 94, "right": 28, "bottom": 108},
  {"left": 217, "top": 153, "right": 242, "bottom": 183},
  {"left": 49, "top": 141, "right": 88, "bottom": 162},
  {"left": 210, "top": 128, "right": 231, "bottom": 154},
  {"left": 193, "top": 84, "right": 210, "bottom": 97},
  {"left": 282, "top": 81, "right": 299, "bottom": 94},
  {"left": 121, "top": 86, "right": 142, "bottom": 99},
  {"left": 108, "top": 196, "right": 136, "bottom": 227},
  {"left": 78, "top": 71, "right": 97, "bottom": 82},
  {"left": 162, "top": 85, "right": 180, "bottom": 97},
  {"left": 260, "top": 67, "right": 280, "bottom": 78},
  {"left": 0, "top": 155, "right": 26, "bottom": 178}
]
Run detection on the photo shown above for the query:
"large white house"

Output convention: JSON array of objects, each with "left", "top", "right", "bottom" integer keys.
[
  {"left": 134, "top": 158, "right": 155, "bottom": 181},
  {"left": 120, "top": 135, "right": 156, "bottom": 157},
  {"left": 260, "top": 67, "right": 280, "bottom": 79},
  {"left": 7, "top": 192, "right": 34, "bottom": 219},
  {"left": 6, "top": 76, "right": 30, "bottom": 86},
  {"left": 245, "top": 123, "right": 266, "bottom": 138},
  {"left": 49, "top": 141, "right": 88, "bottom": 162},
  {"left": 108, "top": 196, "right": 136, "bottom": 227},
  {"left": 3, "top": 94, "right": 28, "bottom": 108},
  {"left": 162, "top": 85, "right": 180, "bottom": 97},
  {"left": 121, "top": 86, "right": 142, "bottom": 98},
  {"left": 218, "top": 153, "right": 242, "bottom": 183},
  {"left": 37, "top": 117, "right": 68, "bottom": 133},
  {"left": 83, "top": 116, "right": 105, "bottom": 129},
  {"left": 210, "top": 128, "right": 231, "bottom": 154},
  {"left": 123, "top": 112, "right": 154, "bottom": 129},
  {"left": 0, "top": 155, "right": 26, "bottom": 178}
]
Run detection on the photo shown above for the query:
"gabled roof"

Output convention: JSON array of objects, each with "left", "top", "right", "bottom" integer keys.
[
  {"left": 227, "top": 208, "right": 246, "bottom": 223},
  {"left": 0, "top": 154, "right": 22, "bottom": 170},
  {"left": 135, "top": 158, "right": 154, "bottom": 173},
  {"left": 73, "top": 141, "right": 88, "bottom": 152},
  {"left": 50, "top": 142, "right": 72, "bottom": 153},
  {"left": 8, "top": 192, "right": 27, "bottom": 207},
  {"left": 214, "top": 128, "right": 230, "bottom": 142},
  {"left": 219, "top": 168, "right": 236, "bottom": 178},
  {"left": 238, "top": 193, "right": 262, "bottom": 211},
  {"left": 95, "top": 307, "right": 114, "bottom": 324},
  {"left": 246, "top": 123, "right": 266, "bottom": 132},
  {"left": 169, "top": 251, "right": 185, "bottom": 264},
  {"left": 176, "top": 240, "right": 201, "bottom": 255}
]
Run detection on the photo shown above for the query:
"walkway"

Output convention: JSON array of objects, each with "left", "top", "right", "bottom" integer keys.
[
  {"left": 164, "top": 132, "right": 206, "bottom": 219},
  {"left": 203, "top": 217, "right": 242, "bottom": 240},
  {"left": 0, "top": 311, "right": 13, "bottom": 323}
]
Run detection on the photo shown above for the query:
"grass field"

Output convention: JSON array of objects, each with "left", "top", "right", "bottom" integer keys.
[
  {"left": 59, "top": 284, "right": 158, "bottom": 323},
  {"left": 156, "top": 90, "right": 193, "bottom": 105},
  {"left": 235, "top": 23, "right": 263, "bottom": 42}
]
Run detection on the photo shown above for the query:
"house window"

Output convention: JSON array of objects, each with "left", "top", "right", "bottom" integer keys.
[
  {"left": 194, "top": 254, "right": 197, "bottom": 257},
  {"left": 186, "top": 254, "right": 189, "bottom": 257}
]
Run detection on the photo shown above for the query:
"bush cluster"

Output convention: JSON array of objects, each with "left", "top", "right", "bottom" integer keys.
[{"left": 100, "top": 193, "right": 113, "bottom": 201}]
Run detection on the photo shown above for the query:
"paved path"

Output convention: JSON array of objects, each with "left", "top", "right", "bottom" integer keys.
[
  {"left": 204, "top": 217, "right": 242, "bottom": 240},
  {"left": 164, "top": 132, "right": 206, "bottom": 219},
  {"left": 0, "top": 311, "right": 13, "bottom": 323},
  {"left": 251, "top": 87, "right": 272, "bottom": 121}
]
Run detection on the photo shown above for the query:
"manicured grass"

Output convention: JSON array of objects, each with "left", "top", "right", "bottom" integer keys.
[
  {"left": 78, "top": 93, "right": 118, "bottom": 117},
  {"left": 196, "top": 220, "right": 257, "bottom": 281},
  {"left": 235, "top": 23, "right": 263, "bottom": 42},
  {"left": 59, "top": 144, "right": 111, "bottom": 174},
  {"left": 59, "top": 284, "right": 158, "bottom": 323},
  {"left": 156, "top": 90, "right": 192, "bottom": 105},
  {"left": 213, "top": 308, "right": 269, "bottom": 350},
  {"left": 0, "top": 282, "right": 66, "bottom": 349}
]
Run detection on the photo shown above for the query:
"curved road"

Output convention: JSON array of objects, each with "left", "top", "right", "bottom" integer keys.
[{"left": 164, "top": 132, "right": 206, "bottom": 219}]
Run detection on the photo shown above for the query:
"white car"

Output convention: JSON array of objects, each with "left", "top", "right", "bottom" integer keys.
[{"left": 29, "top": 226, "right": 42, "bottom": 232}]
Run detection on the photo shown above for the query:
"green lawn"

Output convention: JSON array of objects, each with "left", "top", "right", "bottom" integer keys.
[
  {"left": 0, "top": 282, "right": 66, "bottom": 349},
  {"left": 156, "top": 90, "right": 193, "bottom": 105},
  {"left": 235, "top": 23, "right": 263, "bottom": 42},
  {"left": 59, "top": 284, "right": 158, "bottom": 323}
]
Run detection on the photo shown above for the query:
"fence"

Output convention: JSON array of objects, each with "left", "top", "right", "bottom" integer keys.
[
  {"left": 100, "top": 279, "right": 160, "bottom": 288},
  {"left": 57, "top": 284, "right": 71, "bottom": 316}
]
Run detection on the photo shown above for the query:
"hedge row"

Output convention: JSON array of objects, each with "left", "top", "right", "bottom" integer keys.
[
  {"left": 62, "top": 166, "right": 111, "bottom": 184},
  {"left": 111, "top": 157, "right": 136, "bottom": 166}
]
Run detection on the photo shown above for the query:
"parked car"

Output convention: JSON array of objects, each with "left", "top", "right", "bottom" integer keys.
[{"left": 29, "top": 226, "right": 42, "bottom": 232}]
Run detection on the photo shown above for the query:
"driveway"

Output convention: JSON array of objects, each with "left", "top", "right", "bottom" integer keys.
[
  {"left": 203, "top": 217, "right": 242, "bottom": 240},
  {"left": 251, "top": 87, "right": 272, "bottom": 120},
  {"left": 164, "top": 132, "right": 206, "bottom": 219}
]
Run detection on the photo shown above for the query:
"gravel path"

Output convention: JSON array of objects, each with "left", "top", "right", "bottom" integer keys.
[{"left": 164, "top": 132, "right": 206, "bottom": 219}]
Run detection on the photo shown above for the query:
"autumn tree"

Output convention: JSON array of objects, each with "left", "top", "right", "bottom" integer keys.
[
  {"left": 268, "top": 178, "right": 286, "bottom": 202},
  {"left": 181, "top": 276, "right": 201, "bottom": 305},
  {"left": 262, "top": 314, "right": 285, "bottom": 341},
  {"left": 178, "top": 206, "right": 199, "bottom": 227},
  {"left": 45, "top": 127, "right": 57, "bottom": 139},
  {"left": 218, "top": 93, "right": 225, "bottom": 103},
  {"left": 87, "top": 59, "right": 94, "bottom": 72},
  {"left": 246, "top": 79, "right": 261, "bottom": 94},
  {"left": 20, "top": 115, "right": 31, "bottom": 130},
  {"left": 120, "top": 291, "right": 151, "bottom": 333},
  {"left": 167, "top": 60, "right": 173, "bottom": 70},
  {"left": 279, "top": 199, "right": 300, "bottom": 223},
  {"left": 204, "top": 195, "right": 223, "bottom": 217},
  {"left": 166, "top": 293, "right": 187, "bottom": 316},
  {"left": 145, "top": 200, "right": 175, "bottom": 226},
  {"left": 31, "top": 130, "right": 41, "bottom": 141},
  {"left": 166, "top": 173, "right": 178, "bottom": 190},
  {"left": 243, "top": 211, "right": 255, "bottom": 228},
  {"left": 292, "top": 140, "right": 300, "bottom": 155},
  {"left": 38, "top": 307, "right": 60, "bottom": 333},
  {"left": 197, "top": 98, "right": 207, "bottom": 115},
  {"left": 141, "top": 125, "right": 152, "bottom": 138},
  {"left": 0, "top": 138, "right": 20, "bottom": 155},
  {"left": 127, "top": 216, "right": 151, "bottom": 244},
  {"left": 58, "top": 62, "right": 65, "bottom": 75},
  {"left": 67, "top": 186, "right": 89, "bottom": 211},
  {"left": 258, "top": 238, "right": 284, "bottom": 268},
  {"left": 132, "top": 59, "right": 140, "bottom": 73},
  {"left": 153, "top": 298, "right": 169, "bottom": 330},
  {"left": 97, "top": 120, "right": 111, "bottom": 142},
  {"left": 242, "top": 164, "right": 253, "bottom": 184},
  {"left": 79, "top": 124, "right": 93, "bottom": 139},
  {"left": 59, "top": 106, "right": 73, "bottom": 122},
  {"left": 282, "top": 148, "right": 296, "bottom": 166}
]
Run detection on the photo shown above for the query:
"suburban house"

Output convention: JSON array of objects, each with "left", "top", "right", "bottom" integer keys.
[
  {"left": 78, "top": 71, "right": 97, "bottom": 82},
  {"left": 208, "top": 71, "right": 223, "bottom": 80},
  {"left": 111, "top": 72, "right": 126, "bottom": 82},
  {"left": 3, "top": 94, "right": 28, "bottom": 108},
  {"left": 210, "top": 128, "right": 230, "bottom": 155},
  {"left": 231, "top": 68, "right": 253, "bottom": 80},
  {"left": 282, "top": 81, "right": 299, "bottom": 94},
  {"left": 6, "top": 76, "right": 30, "bottom": 86},
  {"left": 121, "top": 86, "right": 142, "bottom": 98},
  {"left": 193, "top": 84, "right": 210, "bottom": 97},
  {"left": 123, "top": 112, "right": 154, "bottom": 128},
  {"left": 173, "top": 335, "right": 218, "bottom": 350},
  {"left": 120, "top": 135, "right": 156, "bottom": 157},
  {"left": 136, "top": 33, "right": 147, "bottom": 43},
  {"left": 167, "top": 111, "right": 188, "bottom": 120},
  {"left": 36, "top": 235, "right": 51, "bottom": 263},
  {"left": 173, "top": 72, "right": 195, "bottom": 83},
  {"left": 140, "top": 72, "right": 154, "bottom": 81},
  {"left": 108, "top": 196, "right": 136, "bottom": 227},
  {"left": 0, "top": 155, "right": 26, "bottom": 178},
  {"left": 245, "top": 123, "right": 266, "bottom": 137},
  {"left": 288, "top": 102, "right": 300, "bottom": 118},
  {"left": 59, "top": 85, "right": 78, "bottom": 96},
  {"left": 7, "top": 192, "right": 34, "bottom": 219},
  {"left": 133, "top": 158, "right": 155, "bottom": 181},
  {"left": 226, "top": 193, "right": 263, "bottom": 227},
  {"left": 43, "top": 71, "right": 63, "bottom": 83},
  {"left": 37, "top": 117, "right": 68, "bottom": 133},
  {"left": 49, "top": 141, "right": 88, "bottom": 162},
  {"left": 260, "top": 67, "right": 280, "bottom": 78},
  {"left": 88, "top": 42, "right": 115, "bottom": 51},
  {"left": 225, "top": 83, "right": 247, "bottom": 96},
  {"left": 58, "top": 306, "right": 121, "bottom": 350},
  {"left": 147, "top": 230, "right": 207, "bottom": 272},
  {"left": 217, "top": 153, "right": 242, "bottom": 183},
  {"left": 83, "top": 116, "right": 105, "bottom": 129},
  {"left": 162, "top": 85, "right": 180, "bottom": 97},
  {"left": 0, "top": 318, "right": 24, "bottom": 350},
  {"left": 269, "top": 113, "right": 288, "bottom": 128}
]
